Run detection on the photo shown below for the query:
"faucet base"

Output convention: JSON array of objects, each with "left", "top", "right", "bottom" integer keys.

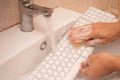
[{"left": 21, "top": 14, "right": 34, "bottom": 32}]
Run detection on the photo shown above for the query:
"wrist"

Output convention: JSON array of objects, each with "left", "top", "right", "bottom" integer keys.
[
  {"left": 106, "top": 54, "right": 117, "bottom": 72},
  {"left": 100, "top": 53, "right": 118, "bottom": 72}
]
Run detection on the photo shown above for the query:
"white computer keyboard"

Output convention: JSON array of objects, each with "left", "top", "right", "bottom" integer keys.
[{"left": 26, "top": 7, "right": 117, "bottom": 80}]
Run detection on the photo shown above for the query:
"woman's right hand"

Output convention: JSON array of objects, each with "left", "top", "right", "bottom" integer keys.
[{"left": 68, "top": 22, "right": 120, "bottom": 46}]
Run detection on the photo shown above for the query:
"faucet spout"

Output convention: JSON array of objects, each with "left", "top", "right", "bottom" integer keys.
[{"left": 18, "top": 0, "right": 53, "bottom": 32}]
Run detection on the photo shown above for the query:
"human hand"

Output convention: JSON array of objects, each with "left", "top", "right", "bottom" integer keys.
[
  {"left": 68, "top": 22, "right": 120, "bottom": 46},
  {"left": 80, "top": 53, "right": 116, "bottom": 79}
]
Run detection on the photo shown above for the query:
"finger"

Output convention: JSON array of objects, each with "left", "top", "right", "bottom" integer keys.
[
  {"left": 81, "top": 61, "right": 90, "bottom": 68},
  {"left": 69, "top": 25, "right": 99, "bottom": 44},
  {"left": 80, "top": 63, "right": 94, "bottom": 78},
  {"left": 68, "top": 27, "right": 76, "bottom": 36},
  {"left": 86, "top": 38, "right": 108, "bottom": 46},
  {"left": 77, "top": 27, "right": 100, "bottom": 41},
  {"left": 80, "top": 68, "right": 86, "bottom": 74},
  {"left": 77, "top": 27, "right": 93, "bottom": 39},
  {"left": 68, "top": 27, "right": 83, "bottom": 37},
  {"left": 86, "top": 38, "right": 101, "bottom": 46},
  {"left": 95, "top": 39, "right": 108, "bottom": 45},
  {"left": 80, "top": 64, "right": 90, "bottom": 75},
  {"left": 69, "top": 36, "right": 77, "bottom": 42},
  {"left": 68, "top": 31, "right": 72, "bottom": 37},
  {"left": 85, "top": 31, "right": 100, "bottom": 41},
  {"left": 69, "top": 27, "right": 93, "bottom": 44},
  {"left": 70, "top": 35, "right": 79, "bottom": 42},
  {"left": 80, "top": 23, "right": 103, "bottom": 40},
  {"left": 68, "top": 28, "right": 74, "bottom": 37}
]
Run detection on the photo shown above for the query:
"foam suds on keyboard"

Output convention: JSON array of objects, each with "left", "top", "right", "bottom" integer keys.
[{"left": 72, "top": 41, "right": 86, "bottom": 47}]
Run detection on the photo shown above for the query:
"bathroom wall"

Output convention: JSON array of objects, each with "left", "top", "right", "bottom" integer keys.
[
  {"left": 0, "top": 0, "right": 118, "bottom": 31},
  {"left": 0, "top": 0, "right": 19, "bottom": 31}
]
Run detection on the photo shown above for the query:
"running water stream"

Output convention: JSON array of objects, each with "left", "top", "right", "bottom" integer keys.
[{"left": 46, "top": 17, "right": 56, "bottom": 54}]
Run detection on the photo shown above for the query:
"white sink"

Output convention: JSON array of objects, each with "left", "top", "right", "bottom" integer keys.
[{"left": 0, "top": 7, "right": 80, "bottom": 80}]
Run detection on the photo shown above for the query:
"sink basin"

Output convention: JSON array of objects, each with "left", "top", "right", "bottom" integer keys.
[{"left": 0, "top": 7, "right": 80, "bottom": 80}]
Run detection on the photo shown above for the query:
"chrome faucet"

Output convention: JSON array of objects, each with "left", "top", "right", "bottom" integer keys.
[{"left": 18, "top": 0, "right": 53, "bottom": 32}]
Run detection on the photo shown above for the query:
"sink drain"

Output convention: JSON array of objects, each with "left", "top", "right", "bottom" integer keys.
[{"left": 40, "top": 41, "right": 47, "bottom": 50}]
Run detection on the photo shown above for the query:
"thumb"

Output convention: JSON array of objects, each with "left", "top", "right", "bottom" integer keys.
[{"left": 86, "top": 38, "right": 107, "bottom": 46}]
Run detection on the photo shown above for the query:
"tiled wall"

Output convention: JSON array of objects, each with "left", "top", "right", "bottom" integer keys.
[
  {"left": 0, "top": 0, "right": 118, "bottom": 31},
  {"left": 0, "top": 0, "right": 19, "bottom": 31}
]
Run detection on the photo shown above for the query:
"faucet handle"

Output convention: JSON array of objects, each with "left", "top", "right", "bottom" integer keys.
[{"left": 19, "top": 0, "right": 53, "bottom": 16}]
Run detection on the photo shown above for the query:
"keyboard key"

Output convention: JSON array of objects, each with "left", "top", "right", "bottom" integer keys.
[{"left": 37, "top": 73, "right": 42, "bottom": 79}]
